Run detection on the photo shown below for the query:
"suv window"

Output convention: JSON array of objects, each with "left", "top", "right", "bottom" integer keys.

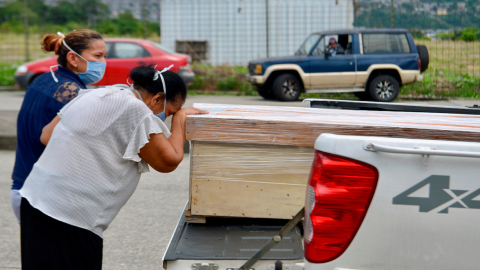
[
  {"left": 311, "top": 37, "right": 325, "bottom": 56},
  {"left": 363, "top": 33, "right": 411, "bottom": 54},
  {"left": 296, "top": 34, "right": 321, "bottom": 55},
  {"left": 111, "top": 42, "right": 151, "bottom": 58},
  {"left": 312, "top": 34, "right": 353, "bottom": 56}
]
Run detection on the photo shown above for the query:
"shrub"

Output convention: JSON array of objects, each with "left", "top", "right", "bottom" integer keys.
[
  {"left": 461, "top": 28, "right": 479, "bottom": 42},
  {"left": 0, "top": 62, "right": 19, "bottom": 86}
]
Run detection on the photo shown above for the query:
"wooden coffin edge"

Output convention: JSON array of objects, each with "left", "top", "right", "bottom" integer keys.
[{"left": 186, "top": 117, "right": 480, "bottom": 147}]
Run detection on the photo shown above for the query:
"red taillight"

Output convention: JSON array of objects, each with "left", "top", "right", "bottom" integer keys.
[
  {"left": 304, "top": 151, "right": 378, "bottom": 263},
  {"left": 418, "top": 58, "right": 421, "bottom": 71}
]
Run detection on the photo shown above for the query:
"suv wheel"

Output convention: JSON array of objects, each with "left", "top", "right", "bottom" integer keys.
[
  {"left": 368, "top": 75, "right": 400, "bottom": 102},
  {"left": 272, "top": 74, "right": 302, "bottom": 101},
  {"left": 256, "top": 85, "right": 274, "bottom": 100}
]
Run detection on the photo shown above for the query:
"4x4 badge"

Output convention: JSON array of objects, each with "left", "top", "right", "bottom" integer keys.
[{"left": 393, "top": 175, "right": 480, "bottom": 213}]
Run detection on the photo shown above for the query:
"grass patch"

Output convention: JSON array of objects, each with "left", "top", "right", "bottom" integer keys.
[
  {"left": 189, "top": 63, "right": 256, "bottom": 96},
  {"left": 0, "top": 62, "right": 19, "bottom": 86},
  {"left": 402, "top": 72, "right": 480, "bottom": 99},
  {"left": 301, "top": 92, "right": 359, "bottom": 100}
]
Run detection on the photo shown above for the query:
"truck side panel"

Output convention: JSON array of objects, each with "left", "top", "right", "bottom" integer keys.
[{"left": 307, "top": 134, "right": 480, "bottom": 270}]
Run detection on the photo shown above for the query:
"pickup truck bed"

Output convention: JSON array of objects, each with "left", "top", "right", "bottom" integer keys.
[
  {"left": 163, "top": 206, "right": 304, "bottom": 270},
  {"left": 165, "top": 100, "right": 480, "bottom": 270}
]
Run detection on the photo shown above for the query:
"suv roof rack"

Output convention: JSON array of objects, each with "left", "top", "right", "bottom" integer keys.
[{"left": 302, "top": 99, "right": 480, "bottom": 115}]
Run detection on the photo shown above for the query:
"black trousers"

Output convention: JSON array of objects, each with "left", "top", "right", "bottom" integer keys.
[{"left": 20, "top": 197, "right": 103, "bottom": 270}]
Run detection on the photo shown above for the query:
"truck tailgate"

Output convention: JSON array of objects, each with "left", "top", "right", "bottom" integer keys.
[
  {"left": 163, "top": 208, "right": 304, "bottom": 270},
  {"left": 308, "top": 133, "right": 480, "bottom": 270}
]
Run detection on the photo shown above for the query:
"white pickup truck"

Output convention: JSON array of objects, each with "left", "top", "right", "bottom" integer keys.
[{"left": 163, "top": 100, "right": 480, "bottom": 270}]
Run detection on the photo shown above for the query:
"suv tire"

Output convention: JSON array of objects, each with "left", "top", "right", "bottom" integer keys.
[
  {"left": 256, "top": 85, "right": 275, "bottom": 100},
  {"left": 272, "top": 74, "right": 302, "bottom": 101},
  {"left": 416, "top": 45, "right": 429, "bottom": 73},
  {"left": 368, "top": 75, "right": 400, "bottom": 102}
]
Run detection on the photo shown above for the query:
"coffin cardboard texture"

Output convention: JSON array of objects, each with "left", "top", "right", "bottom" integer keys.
[{"left": 186, "top": 103, "right": 480, "bottom": 220}]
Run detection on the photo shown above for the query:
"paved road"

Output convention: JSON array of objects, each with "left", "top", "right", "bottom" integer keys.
[
  {"left": 0, "top": 149, "right": 190, "bottom": 270},
  {"left": 0, "top": 91, "right": 478, "bottom": 269}
]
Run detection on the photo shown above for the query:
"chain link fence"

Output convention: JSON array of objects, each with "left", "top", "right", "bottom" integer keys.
[
  {"left": 355, "top": 1, "right": 480, "bottom": 97},
  {"left": 1, "top": 0, "right": 479, "bottom": 97}
]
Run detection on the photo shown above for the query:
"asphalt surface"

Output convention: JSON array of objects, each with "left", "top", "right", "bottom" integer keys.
[
  {"left": 0, "top": 149, "right": 190, "bottom": 270},
  {"left": 0, "top": 90, "right": 478, "bottom": 269}
]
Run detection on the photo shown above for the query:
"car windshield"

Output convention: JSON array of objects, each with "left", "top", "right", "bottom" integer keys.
[
  {"left": 150, "top": 42, "right": 175, "bottom": 54},
  {"left": 295, "top": 34, "right": 321, "bottom": 55}
]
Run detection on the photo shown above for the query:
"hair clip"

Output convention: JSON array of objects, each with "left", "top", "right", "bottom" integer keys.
[{"left": 57, "top": 32, "right": 65, "bottom": 38}]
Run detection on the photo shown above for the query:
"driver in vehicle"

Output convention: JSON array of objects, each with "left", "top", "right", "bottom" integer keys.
[{"left": 327, "top": 38, "right": 345, "bottom": 56}]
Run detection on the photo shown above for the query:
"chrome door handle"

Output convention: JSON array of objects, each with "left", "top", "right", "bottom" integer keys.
[{"left": 364, "top": 143, "right": 480, "bottom": 158}]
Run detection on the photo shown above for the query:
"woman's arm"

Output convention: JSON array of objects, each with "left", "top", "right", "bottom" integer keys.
[
  {"left": 40, "top": 115, "right": 60, "bottom": 145},
  {"left": 139, "top": 107, "right": 208, "bottom": 173}
]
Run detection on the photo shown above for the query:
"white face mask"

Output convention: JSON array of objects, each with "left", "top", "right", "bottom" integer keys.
[{"left": 153, "top": 65, "right": 174, "bottom": 121}]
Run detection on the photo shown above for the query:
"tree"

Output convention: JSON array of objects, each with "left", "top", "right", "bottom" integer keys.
[
  {"left": 76, "top": 0, "right": 109, "bottom": 28},
  {"left": 46, "top": 1, "right": 84, "bottom": 25},
  {"left": 116, "top": 11, "right": 141, "bottom": 35}
]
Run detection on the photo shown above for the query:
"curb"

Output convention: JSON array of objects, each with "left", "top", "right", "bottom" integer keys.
[
  {"left": 0, "top": 136, "right": 17, "bottom": 151},
  {"left": 0, "top": 86, "right": 21, "bottom": 91},
  {"left": 398, "top": 95, "right": 449, "bottom": 101}
]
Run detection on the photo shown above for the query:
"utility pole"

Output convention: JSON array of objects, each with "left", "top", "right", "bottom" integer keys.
[
  {"left": 24, "top": 0, "right": 29, "bottom": 62},
  {"left": 391, "top": 0, "right": 395, "bottom": 28},
  {"left": 143, "top": 0, "right": 147, "bottom": 39},
  {"left": 265, "top": 0, "right": 269, "bottom": 58}
]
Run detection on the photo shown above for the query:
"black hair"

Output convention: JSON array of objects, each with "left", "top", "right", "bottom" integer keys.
[{"left": 130, "top": 65, "right": 187, "bottom": 104}]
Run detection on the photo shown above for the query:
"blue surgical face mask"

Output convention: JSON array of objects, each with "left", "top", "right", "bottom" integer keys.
[
  {"left": 62, "top": 39, "right": 106, "bottom": 85},
  {"left": 78, "top": 61, "right": 106, "bottom": 85},
  {"left": 156, "top": 112, "right": 166, "bottom": 121}
]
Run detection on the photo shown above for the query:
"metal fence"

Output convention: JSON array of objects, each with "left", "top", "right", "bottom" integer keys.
[
  {"left": 1, "top": 0, "right": 480, "bottom": 95},
  {"left": 355, "top": 1, "right": 480, "bottom": 96}
]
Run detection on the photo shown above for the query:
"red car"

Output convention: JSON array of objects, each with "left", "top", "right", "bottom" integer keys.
[{"left": 14, "top": 38, "right": 194, "bottom": 89}]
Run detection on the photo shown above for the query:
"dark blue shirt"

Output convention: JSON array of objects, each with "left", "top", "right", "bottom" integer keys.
[{"left": 12, "top": 67, "right": 86, "bottom": 190}]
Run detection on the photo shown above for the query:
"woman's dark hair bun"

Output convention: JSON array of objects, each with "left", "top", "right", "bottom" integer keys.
[
  {"left": 130, "top": 65, "right": 156, "bottom": 90},
  {"left": 130, "top": 64, "right": 187, "bottom": 104}
]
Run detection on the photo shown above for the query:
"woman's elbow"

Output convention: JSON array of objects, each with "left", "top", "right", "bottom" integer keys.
[
  {"left": 151, "top": 163, "right": 179, "bottom": 173},
  {"left": 151, "top": 155, "right": 183, "bottom": 173},
  {"left": 40, "top": 130, "right": 49, "bottom": 145}
]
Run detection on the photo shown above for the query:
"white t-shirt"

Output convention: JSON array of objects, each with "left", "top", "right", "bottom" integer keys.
[{"left": 20, "top": 85, "right": 171, "bottom": 237}]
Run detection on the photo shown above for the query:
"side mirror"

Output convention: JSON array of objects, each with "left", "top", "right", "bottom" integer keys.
[{"left": 325, "top": 51, "right": 332, "bottom": 59}]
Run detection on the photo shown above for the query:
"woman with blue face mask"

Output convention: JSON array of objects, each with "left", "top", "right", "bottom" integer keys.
[
  {"left": 19, "top": 65, "right": 207, "bottom": 269},
  {"left": 11, "top": 30, "right": 107, "bottom": 225}
]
